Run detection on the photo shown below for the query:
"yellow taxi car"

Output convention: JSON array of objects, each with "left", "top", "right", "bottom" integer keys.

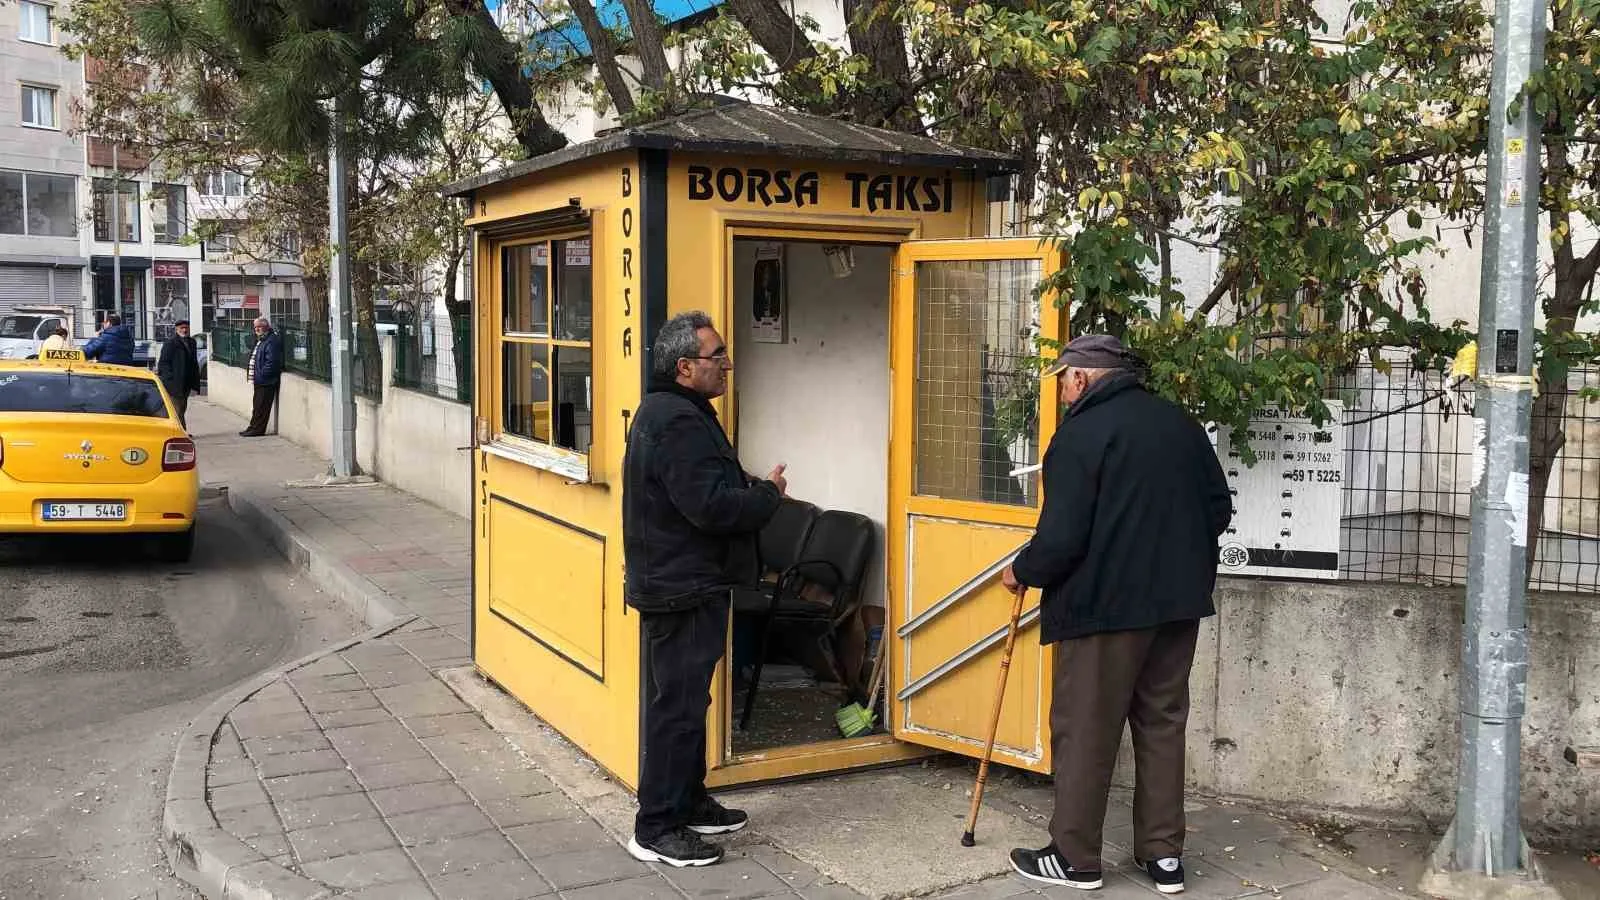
[{"left": 0, "top": 348, "right": 198, "bottom": 561}]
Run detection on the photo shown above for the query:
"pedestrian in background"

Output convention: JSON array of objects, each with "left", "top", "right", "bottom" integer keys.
[
  {"left": 157, "top": 319, "right": 202, "bottom": 429},
  {"left": 83, "top": 314, "right": 134, "bottom": 366},
  {"left": 1004, "top": 334, "right": 1232, "bottom": 895},
  {"left": 241, "top": 316, "right": 283, "bottom": 437},
  {"left": 39, "top": 327, "right": 70, "bottom": 353},
  {"left": 621, "top": 310, "right": 788, "bottom": 868}
]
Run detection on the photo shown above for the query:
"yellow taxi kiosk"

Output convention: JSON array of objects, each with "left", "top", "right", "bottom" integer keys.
[{"left": 447, "top": 102, "right": 1066, "bottom": 791}]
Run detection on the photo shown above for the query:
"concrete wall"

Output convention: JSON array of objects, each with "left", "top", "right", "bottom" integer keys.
[
  {"left": 207, "top": 338, "right": 470, "bottom": 518},
  {"left": 1128, "top": 578, "right": 1600, "bottom": 846}
]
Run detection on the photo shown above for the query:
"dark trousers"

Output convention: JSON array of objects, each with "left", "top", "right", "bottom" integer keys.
[
  {"left": 1049, "top": 619, "right": 1200, "bottom": 870},
  {"left": 168, "top": 391, "right": 189, "bottom": 429},
  {"left": 246, "top": 383, "right": 278, "bottom": 435},
  {"left": 635, "top": 593, "right": 728, "bottom": 842}
]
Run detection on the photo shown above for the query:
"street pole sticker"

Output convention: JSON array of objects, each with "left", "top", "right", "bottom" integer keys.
[
  {"left": 1214, "top": 401, "right": 1346, "bottom": 579},
  {"left": 1505, "top": 138, "right": 1526, "bottom": 207}
]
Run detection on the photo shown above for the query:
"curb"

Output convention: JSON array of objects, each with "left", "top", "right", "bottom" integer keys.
[
  {"left": 164, "top": 616, "right": 417, "bottom": 900},
  {"left": 224, "top": 484, "right": 409, "bottom": 629}
]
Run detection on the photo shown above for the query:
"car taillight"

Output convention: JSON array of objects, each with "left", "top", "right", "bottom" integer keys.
[{"left": 163, "top": 437, "right": 196, "bottom": 471}]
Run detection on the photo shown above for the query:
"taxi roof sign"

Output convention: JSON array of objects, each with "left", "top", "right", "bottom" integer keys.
[{"left": 42, "top": 348, "right": 87, "bottom": 363}]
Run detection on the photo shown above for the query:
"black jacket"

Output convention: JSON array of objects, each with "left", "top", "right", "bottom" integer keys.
[
  {"left": 157, "top": 335, "right": 200, "bottom": 396},
  {"left": 1011, "top": 372, "right": 1232, "bottom": 643},
  {"left": 622, "top": 379, "right": 782, "bottom": 613}
]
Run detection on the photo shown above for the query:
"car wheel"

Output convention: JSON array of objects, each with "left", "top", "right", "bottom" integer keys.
[{"left": 157, "top": 526, "right": 195, "bottom": 563}]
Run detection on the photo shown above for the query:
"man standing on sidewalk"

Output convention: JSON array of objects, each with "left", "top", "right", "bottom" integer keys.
[
  {"left": 83, "top": 314, "right": 134, "bottom": 366},
  {"left": 622, "top": 311, "right": 787, "bottom": 868},
  {"left": 241, "top": 316, "right": 283, "bottom": 437},
  {"left": 1003, "top": 334, "right": 1232, "bottom": 894},
  {"left": 157, "top": 320, "right": 201, "bottom": 429}
]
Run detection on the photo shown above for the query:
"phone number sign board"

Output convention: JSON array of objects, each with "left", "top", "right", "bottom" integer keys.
[{"left": 1214, "top": 401, "right": 1345, "bottom": 580}]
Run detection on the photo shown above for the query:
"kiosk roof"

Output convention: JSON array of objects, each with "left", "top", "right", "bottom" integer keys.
[{"left": 444, "top": 101, "right": 1021, "bottom": 197}]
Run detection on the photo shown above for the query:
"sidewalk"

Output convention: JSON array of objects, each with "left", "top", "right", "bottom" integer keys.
[{"left": 177, "top": 398, "right": 1414, "bottom": 900}]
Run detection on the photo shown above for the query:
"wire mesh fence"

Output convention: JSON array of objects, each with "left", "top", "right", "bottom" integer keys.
[
  {"left": 392, "top": 316, "right": 472, "bottom": 404},
  {"left": 1332, "top": 356, "right": 1599, "bottom": 593},
  {"left": 212, "top": 321, "right": 382, "bottom": 400}
]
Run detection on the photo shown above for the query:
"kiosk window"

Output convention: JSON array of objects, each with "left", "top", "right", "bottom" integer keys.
[
  {"left": 913, "top": 258, "right": 1041, "bottom": 507},
  {"left": 499, "top": 235, "right": 594, "bottom": 455}
]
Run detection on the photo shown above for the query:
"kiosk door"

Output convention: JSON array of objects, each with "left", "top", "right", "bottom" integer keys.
[{"left": 888, "top": 238, "right": 1064, "bottom": 774}]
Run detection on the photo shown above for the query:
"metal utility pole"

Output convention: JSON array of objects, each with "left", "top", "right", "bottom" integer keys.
[
  {"left": 1439, "top": 0, "right": 1547, "bottom": 883},
  {"left": 327, "top": 93, "right": 358, "bottom": 477},
  {"left": 111, "top": 142, "right": 121, "bottom": 331}
]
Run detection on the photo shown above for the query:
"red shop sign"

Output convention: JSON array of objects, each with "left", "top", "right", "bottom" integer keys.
[{"left": 153, "top": 261, "right": 189, "bottom": 278}]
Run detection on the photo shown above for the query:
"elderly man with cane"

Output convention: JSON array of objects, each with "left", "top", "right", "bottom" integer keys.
[{"left": 1002, "top": 334, "right": 1232, "bottom": 894}]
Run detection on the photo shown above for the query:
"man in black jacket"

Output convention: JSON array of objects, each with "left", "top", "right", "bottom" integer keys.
[
  {"left": 156, "top": 320, "right": 201, "bottom": 429},
  {"left": 622, "top": 311, "right": 787, "bottom": 868},
  {"left": 1004, "top": 334, "right": 1231, "bottom": 895}
]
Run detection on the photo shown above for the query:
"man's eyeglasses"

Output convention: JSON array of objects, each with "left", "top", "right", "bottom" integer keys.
[{"left": 683, "top": 350, "right": 731, "bottom": 364}]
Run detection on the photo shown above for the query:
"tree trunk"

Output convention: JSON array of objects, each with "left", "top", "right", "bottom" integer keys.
[
  {"left": 568, "top": 0, "right": 637, "bottom": 116},
  {"left": 447, "top": 0, "right": 568, "bottom": 156},
  {"left": 441, "top": 250, "right": 474, "bottom": 404},
  {"left": 619, "top": 0, "right": 671, "bottom": 93},
  {"left": 842, "top": 0, "right": 919, "bottom": 131},
  {"left": 1525, "top": 378, "right": 1569, "bottom": 583},
  {"left": 722, "top": 0, "right": 831, "bottom": 111}
]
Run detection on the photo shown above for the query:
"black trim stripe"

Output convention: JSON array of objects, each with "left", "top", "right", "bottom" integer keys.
[
  {"left": 639, "top": 149, "right": 669, "bottom": 389},
  {"left": 1246, "top": 547, "right": 1339, "bottom": 571}
]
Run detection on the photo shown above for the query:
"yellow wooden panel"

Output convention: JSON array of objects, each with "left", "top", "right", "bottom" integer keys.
[
  {"left": 897, "top": 515, "right": 1048, "bottom": 767},
  {"left": 488, "top": 497, "right": 606, "bottom": 677}
]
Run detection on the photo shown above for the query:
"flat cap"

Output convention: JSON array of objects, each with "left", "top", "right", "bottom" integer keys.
[{"left": 1041, "top": 333, "right": 1140, "bottom": 377}]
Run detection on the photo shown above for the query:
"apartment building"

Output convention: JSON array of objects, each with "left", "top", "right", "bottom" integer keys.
[
  {"left": 0, "top": 0, "right": 303, "bottom": 345},
  {"left": 0, "top": 0, "right": 83, "bottom": 321}
]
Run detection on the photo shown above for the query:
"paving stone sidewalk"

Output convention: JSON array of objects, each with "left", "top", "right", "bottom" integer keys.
[{"left": 184, "top": 399, "right": 1406, "bottom": 900}]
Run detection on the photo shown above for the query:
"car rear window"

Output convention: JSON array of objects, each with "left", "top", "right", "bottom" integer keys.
[
  {"left": 0, "top": 371, "right": 170, "bottom": 418},
  {"left": 0, "top": 315, "right": 43, "bottom": 339}
]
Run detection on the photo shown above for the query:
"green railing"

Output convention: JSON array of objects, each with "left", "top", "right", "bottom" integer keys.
[
  {"left": 392, "top": 316, "right": 472, "bottom": 404},
  {"left": 211, "top": 321, "right": 252, "bottom": 367},
  {"left": 216, "top": 320, "right": 381, "bottom": 401}
]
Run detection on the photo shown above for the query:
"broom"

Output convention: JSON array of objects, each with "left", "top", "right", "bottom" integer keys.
[{"left": 835, "top": 631, "right": 888, "bottom": 738}]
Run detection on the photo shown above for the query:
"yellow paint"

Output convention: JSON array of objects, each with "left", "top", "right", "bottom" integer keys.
[
  {"left": 0, "top": 359, "right": 198, "bottom": 535},
  {"left": 467, "top": 142, "right": 1064, "bottom": 788},
  {"left": 887, "top": 238, "right": 1066, "bottom": 775}
]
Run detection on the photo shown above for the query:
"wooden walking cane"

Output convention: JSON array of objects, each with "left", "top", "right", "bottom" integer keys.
[{"left": 961, "top": 584, "right": 1027, "bottom": 847}]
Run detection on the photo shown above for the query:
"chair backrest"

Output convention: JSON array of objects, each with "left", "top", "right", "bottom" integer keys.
[
  {"left": 759, "top": 498, "right": 819, "bottom": 576},
  {"left": 794, "top": 510, "right": 875, "bottom": 611}
]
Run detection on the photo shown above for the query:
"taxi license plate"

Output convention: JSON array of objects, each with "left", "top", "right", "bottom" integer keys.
[{"left": 42, "top": 502, "right": 127, "bottom": 521}]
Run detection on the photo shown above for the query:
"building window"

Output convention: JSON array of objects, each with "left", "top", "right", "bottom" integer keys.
[
  {"left": 204, "top": 223, "right": 242, "bottom": 256},
  {"left": 21, "top": 84, "right": 56, "bottom": 129},
  {"left": 499, "top": 235, "right": 594, "bottom": 458},
  {"left": 0, "top": 170, "right": 76, "bottom": 237},
  {"left": 198, "top": 171, "right": 247, "bottom": 198},
  {"left": 153, "top": 184, "right": 187, "bottom": 243},
  {"left": 93, "top": 178, "right": 140, "bottom": 242},
  {"left": 19, "top": 1, "right": 52, "bottom": 43}
]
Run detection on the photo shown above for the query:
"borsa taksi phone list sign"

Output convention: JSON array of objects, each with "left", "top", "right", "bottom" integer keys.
[{"left": 1212, "top": 401, "right": 1345, "bottom": 579}]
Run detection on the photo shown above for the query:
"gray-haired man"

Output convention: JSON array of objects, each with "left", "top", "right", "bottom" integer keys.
[
  {"left": 1004, "top": 334, "right": 1232, "bottom": 894},
  {"left": 621, "top": 311, "right": 787, "bottom": 867},
  {"left": 241, "top": 317, "right": 283, "bottom": 437}
]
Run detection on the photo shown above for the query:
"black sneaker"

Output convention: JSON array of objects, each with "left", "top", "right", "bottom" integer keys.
[
  {"left": 1009, "top": 845, "right": 1102, "bottom": 890},
  {"left": 1136, "top": 856, "right": 1185, "bottom": 894},
  {"left": 627, "top": 828, "right": 724, "bottom": 867},
  {"left": 687, "top": 796, "right": 749, "bottom": 835}
]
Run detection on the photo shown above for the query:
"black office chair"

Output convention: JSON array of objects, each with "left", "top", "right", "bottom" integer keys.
[{"left": 736, "top": 509, "right": 875, "bottom": 731}]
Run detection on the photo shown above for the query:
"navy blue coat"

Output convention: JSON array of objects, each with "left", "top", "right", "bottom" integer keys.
[
  {"left": 250, "top": 331, "right": 284, "bottom": 385},
  {"left": 83, "top": 324, "right": 135, "bottom": 366}
]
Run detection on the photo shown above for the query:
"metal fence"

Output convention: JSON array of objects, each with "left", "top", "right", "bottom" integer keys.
[
  {"left": 392, "top": 316, "right": 472, "bottom": 404},
  {"left": 212, "top": 321, "right": 382, "bottom": 401},
  {"left": 1333, "top": 357, "right": 1599, "bottom": 593}
]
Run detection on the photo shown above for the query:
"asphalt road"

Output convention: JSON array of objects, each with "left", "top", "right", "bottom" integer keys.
[{"left": 0, "top": 499, "right": 359, "bottom": 900}]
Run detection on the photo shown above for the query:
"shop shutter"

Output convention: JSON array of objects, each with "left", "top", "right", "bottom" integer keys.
[{"left": 0, "top": 266, "right": 52, "bottom": 315}]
